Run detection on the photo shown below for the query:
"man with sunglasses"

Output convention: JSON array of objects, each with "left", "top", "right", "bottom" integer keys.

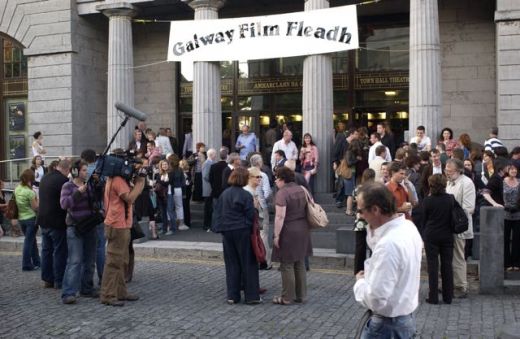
[{"left": 353, "top": 182, "right": 422, "bottom": 338}]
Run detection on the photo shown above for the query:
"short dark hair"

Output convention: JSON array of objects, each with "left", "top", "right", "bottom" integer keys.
[
  {"left": 375, "top": 145, "right": 386, "bottom": 156},
  {"left": 228, "top": 167, "right": 249, "bottom": 187},
  {"left": 358, "top": 182, "right": 396, "bottom": 216},
  {"left": 405, "top": 154, "right": 421, "bottom": 168},
  {"left": 417, "top": 125, "right": 425, "bottom": 132},
  {"left": 490, "top": 127, "right": 498, "bottom": 136},
  {"left": 147, "top": 140, "right": 156, "bottom": 147},
  {"left": 388, "top": 161, "right": 406, "bottom": 175},
  {"left": 33, "top": 131, "right": 42, "bottom": 139},
  {"left": 275, "top": 166, "right": 295, "bottom": 183},
  {"left": 511, "top": 146, "right": 520, "bottom": 155},
  {"left": 428, "top": 174, "right": 447, "bottom": 195},
  {"left": 371, "top": 132, "right": 381, "bottom": 141},
  {"left": 275, "top": 150, "right": 286, "bottom": 158},
  {"left": 494, "top": 157, "right": 509, "bottom": 174},
  {"left": 494, "top": 146, "right": 509, "bottom": 158},
  {"left": 440, "top": 127, "right": 453, "bottom": 140},
  {"left": 419, "top": 151, "right": 430, "bottom": 162},
  {"left": 452, "top": 148, "right": 464, "bottom": 161},
  {"left": 80, "top": 149, "right": 97, "bottom": 163}
]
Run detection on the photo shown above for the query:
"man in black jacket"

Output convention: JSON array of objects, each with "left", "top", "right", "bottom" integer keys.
[
  {"left": 209, "top": 147, "right": 229, "bottom": 203},
  {"left": 37, "top": 159, "right": 71, "bottom": 289}
]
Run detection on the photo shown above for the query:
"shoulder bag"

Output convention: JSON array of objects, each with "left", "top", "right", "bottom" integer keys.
[
  {"left": 451, "top": 195, "right": 469, "bottom": 234},
  {"left": 71, "top": 188, "right": 104, "bottom": 236},
  {"left": 251, "top": 211, "right": 266, "bottom": 264},
  {"left": 301, "top": 186, "right": 329, "bottom": 229},
  {"left": 5, "top": 193, "right": 18, "bottom": 220}
]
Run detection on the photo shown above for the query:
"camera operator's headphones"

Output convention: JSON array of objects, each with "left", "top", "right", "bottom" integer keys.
[{"left": 71, "top": 159, "right": 82, "bottom": 178}]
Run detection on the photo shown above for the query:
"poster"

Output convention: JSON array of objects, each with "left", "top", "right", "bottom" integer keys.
[
  {"left": 9, "top": 135, "right": 25, "bottom": 159},
  {"left": 8, "top": 102, "right": 25, "bottom": 131}
]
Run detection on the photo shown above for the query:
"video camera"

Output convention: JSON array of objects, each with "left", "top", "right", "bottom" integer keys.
[{"left": 95, "top": 152, "right": 149, "bottom": 181}]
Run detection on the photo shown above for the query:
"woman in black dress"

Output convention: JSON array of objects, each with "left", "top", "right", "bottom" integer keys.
[{"left": 422, "top": 174, "right": 454, "bottom": 304}]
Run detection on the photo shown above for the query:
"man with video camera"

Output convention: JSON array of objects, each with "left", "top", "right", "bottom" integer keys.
[{"left": 99, "top": 149, "right": 145, "bottom": 307}]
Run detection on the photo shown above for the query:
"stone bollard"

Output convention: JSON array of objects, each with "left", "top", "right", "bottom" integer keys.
[{"left": 479, "top": 206, "right": 504, "bottom": 294}]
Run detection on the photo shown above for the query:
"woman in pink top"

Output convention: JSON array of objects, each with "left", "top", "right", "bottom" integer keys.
[
  {"left": 439, "top": 127, "right": 458, "bottom": 157},
  {"left": 299, "top": 133, "right": 319, "bottom": 191}
]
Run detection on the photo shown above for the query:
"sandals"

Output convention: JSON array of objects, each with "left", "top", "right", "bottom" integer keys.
[
  {"left": 345, "top": 210, "right": 355, "bottom": 216},
  {"left": 272, "top": 296, "right": 291, "bottom": 305}
]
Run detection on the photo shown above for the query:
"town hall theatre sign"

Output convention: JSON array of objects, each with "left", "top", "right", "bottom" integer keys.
[{"left": 167, "top": 5, "right": 359, "bottom": 62}]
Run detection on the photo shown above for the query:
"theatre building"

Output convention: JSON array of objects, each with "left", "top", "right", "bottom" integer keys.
[{"left": 0, "top": 0, "right": 519, "bottom": 191}]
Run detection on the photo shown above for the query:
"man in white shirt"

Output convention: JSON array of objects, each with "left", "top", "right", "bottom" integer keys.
[
  {"left": 368, "top": 132, "right": 391, "bottom": 163},
  {"left": 155, "top": 128, "right": 174, "bottom": 155},
  {"left": 354, "top": 182, "right": 422, "bottom": 338},
  {"left": 445, "top": 158, "right": 476, "bottom": 299},
  {"left": 369, "top": 145, "right": 387, "bottom": 183},
  {"left": 271, "top": 130, "right": 298, "bottom": 171},
  {"left": 410, "top": 125, "right": 431, "bottom": 152}
]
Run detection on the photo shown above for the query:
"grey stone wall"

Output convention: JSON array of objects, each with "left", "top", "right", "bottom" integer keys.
[
  {"left": 439, "top": 0, "right": 496, "bottom": 146},
  {"left": 1, "top": 0, "right": 75, "bottom": 157},
  {"left": 71, "top": 12, "right": 108, "bottom": 155},
  {"left": 496, "top": 1, "right": 520, "bottom": 150},
  {"left": 134, "top": 22, "right": 177, "bottom": 137}
]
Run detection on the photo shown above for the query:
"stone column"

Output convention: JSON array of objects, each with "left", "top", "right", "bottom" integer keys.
[
  {"left": 409, "top": 0, "right": 442, "bottom": 141},
  {"left": 495, "top": 2, "right": 520, "bottom": 150},
  {"left": 302, "top": 0, "right": 333, "bottom": 193},
  {"left": 97, "top": 3, "right": 137, "bottom": 150},
  {"left": 185, "top": 0, "right": 225, "bottom": 151}
]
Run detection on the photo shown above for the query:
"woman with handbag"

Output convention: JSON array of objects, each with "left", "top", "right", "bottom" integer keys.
[
  {"left": 59, "top": 160, "right": 99, "bottom": 304},
  {"left": 15, "top": 169, "right": 40, "bottom": 271},
  {"left": 422, "top": 174, "right": 454, "bottom": 304},
  {"left": 154, "top": 160, "right": 175, "bottom": 235},
  {"left": 272, "top": 166, "right": 313, "bottom": 305},
  {"left": 212, "top": 167, "right": 260, "bottom": 305}
]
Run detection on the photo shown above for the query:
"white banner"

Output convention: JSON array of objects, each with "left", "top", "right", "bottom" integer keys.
[{"left": 167, "top": 5, "right": 358, "bottom": 62}]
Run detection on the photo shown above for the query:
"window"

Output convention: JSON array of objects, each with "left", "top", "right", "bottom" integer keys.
[{"left": 3, "top": 40, "right": 27, "bottom": 79}]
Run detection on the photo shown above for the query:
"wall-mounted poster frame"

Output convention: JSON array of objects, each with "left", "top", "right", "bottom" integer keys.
[
  {"left": 8, "top": 101, "right": 25, "bottom": 131},
  {"left": 8, "top": 134, "right": 25, "bottom": 159}
]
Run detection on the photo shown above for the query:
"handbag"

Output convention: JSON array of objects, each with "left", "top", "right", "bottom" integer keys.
[
  {"left": 338, "top": 159, "right": 352, "bottom": 179},
  {"left": 71, "top": 187, "right": 104, "bottom": 236},
  {"left": 301, "top": 186, "right": 329, "bottom": 229},
  {"left": 5, "top": 194, "right": 18, "bottom": 220},
  {"left": 451, "top": 195, "right": 469, "bottom": 234},
  {"left": 251, "top": 212, "right": 266, "bottom": 264},
  {"left": 131, "top": 219, "right": 145, "bottom": 240},
  {"left": 73, "top": 211, "right": 104, "bottom": 236},
  {"left": 153, "top": 182, "right": 168, "bottom": 200}
]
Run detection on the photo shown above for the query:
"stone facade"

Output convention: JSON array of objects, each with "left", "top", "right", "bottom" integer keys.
[
  {"left": 134, "top": 23, "right": 177, "bottom": 136},
  {"left": 0, "top": 0, "right": 107, "bottom": 157},
  {"left": 496, "top": 0, "right": 520, "bottom": 150},
  {"left": 439, "top": 0, "right": 496, "bottom": 145}
]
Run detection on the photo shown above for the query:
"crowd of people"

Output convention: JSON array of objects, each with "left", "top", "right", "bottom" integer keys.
[{"left": 0, "top": 119, "right": 519, "bottom": 337}]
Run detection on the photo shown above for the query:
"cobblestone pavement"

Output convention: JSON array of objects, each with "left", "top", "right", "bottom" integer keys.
[{"left": 0, "top": 252, "right": 519, "bottom": 338}]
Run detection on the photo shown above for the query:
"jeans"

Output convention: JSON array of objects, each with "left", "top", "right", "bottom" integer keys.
[
  {"left": 61, "top": 226, "right": 97, "bottom": 298},
  {"left": 41, "top": 228, "right": 67, "bottom": 288},
  {"left": 20, "top": 218, "right": 40, "bottom": 270},
  {"left": 166, "top": 194, "right": 178, "bottom": 230},
  {"left": 361, "top": 314, "right": 416, "bottom": 339},
  {"left": 96, "top": 223, "right": 106, "bottom": 283}
]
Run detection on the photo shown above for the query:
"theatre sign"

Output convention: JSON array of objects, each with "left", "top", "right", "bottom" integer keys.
[{"left": 168, "top": 5, "right": 359, "bottom": 62}]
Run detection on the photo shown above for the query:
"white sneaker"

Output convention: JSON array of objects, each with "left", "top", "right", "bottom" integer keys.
[
  {"left": 165, "top": 231, "right": 173, "bottom": 235},
  {"left": 206, "top": 229, "right": 211, "bottom": 233},
  {"left": 178, "top": 225, "right": 189, "bottom": 231}
]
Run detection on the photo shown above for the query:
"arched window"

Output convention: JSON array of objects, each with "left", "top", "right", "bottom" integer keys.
[{"left": 3, "top": 39, "right": 28, "bottom": 79}]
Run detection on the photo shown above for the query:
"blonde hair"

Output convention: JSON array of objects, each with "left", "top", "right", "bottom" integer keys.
[
  {"left": 248, "top": 167, "right": 261, "bottom": 178},
  {"left": 179, "top": 159, "right": 190, "bottom": 171},
  {"left": 158, "top": 160, "right": 169, "bottom": 175}
]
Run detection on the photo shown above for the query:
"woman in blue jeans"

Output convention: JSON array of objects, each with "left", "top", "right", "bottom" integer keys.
[
  {"left": 15, "top": 169, "right": 40, "bottom": 271},
  {"left": 60, "top": 160, "right": 98, "bottom": 304}
]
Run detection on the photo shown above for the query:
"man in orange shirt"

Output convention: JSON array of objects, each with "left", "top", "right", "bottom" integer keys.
[
  {"left": 385, "top": 162, "right": 416, "bottom": 220},
  {"left": 100, "top": 153, "right": 145, "bottom": 307}
]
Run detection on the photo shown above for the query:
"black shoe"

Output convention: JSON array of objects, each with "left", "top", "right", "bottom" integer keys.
[
  {"left": 80, "top": 290, "right": 100, "bottom": 298},
  {"left": 425, "top": 298, "right": 438, "bottom": 305}
]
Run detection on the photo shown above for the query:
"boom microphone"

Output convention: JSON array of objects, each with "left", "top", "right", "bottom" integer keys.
[{"left": 115, "top": 102, "right": 147, "bottom": 121}]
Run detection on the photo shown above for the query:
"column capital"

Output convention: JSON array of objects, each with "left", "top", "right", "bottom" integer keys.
[
  {"left": 183, "top": 0, "right": 226, "bottom": 11},
  {"left": 96, "top": 2, "right": 137, "bottom": 18}
]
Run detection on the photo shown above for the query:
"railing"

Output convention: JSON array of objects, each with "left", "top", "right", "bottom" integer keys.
[{"left": 0, "top": 156, "right": 79, "bottom": 189}]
